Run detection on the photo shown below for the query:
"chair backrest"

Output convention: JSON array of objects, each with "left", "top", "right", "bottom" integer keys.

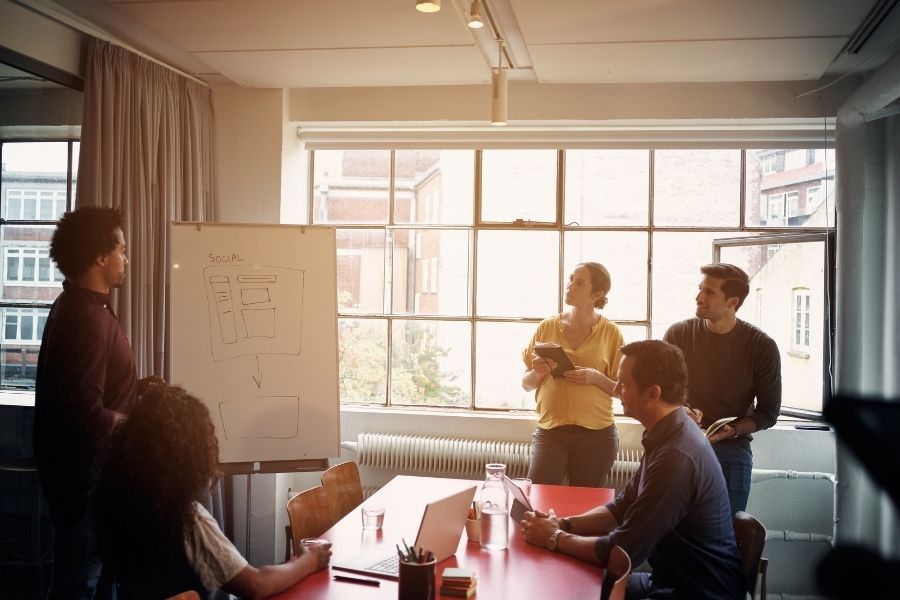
[
  {"left": 320, "top": 461, "right": 364, "bottom": 523},
  {"left": 733, "top": 511, "right": 767, "bottom": 599},
  {"left": 165, "top": 592, "right": 201, "bottom": 600},
  {"left": 601, "top": 545, "right": 632, "bottom": 600},
  {"left": 286, "top": 485, "right": 335, "bottom": 558}
]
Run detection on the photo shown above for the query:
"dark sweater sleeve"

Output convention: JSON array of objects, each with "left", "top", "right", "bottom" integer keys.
[
  {"left": 595, "top": 450, "right": 696, "bottom": 568},
  {"left": 749, "top": 335, "right": 781, "bottom": 430}
]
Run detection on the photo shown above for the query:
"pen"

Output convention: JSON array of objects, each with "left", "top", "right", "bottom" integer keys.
[{"left": 333, "top": 574, "right": 381, "bottom": 587}]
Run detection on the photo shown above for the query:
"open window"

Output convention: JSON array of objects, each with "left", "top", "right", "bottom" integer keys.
[{"left": 712, "top": 231, "right": 835, "bottom": 419}]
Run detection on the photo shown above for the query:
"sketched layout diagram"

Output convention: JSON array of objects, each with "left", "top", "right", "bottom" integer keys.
[
  {"left": 219, "top": 395, "right": 300, "bottom": 440},
  {"left": 203, "top": 265, "right": 304, "bottom": 361}
]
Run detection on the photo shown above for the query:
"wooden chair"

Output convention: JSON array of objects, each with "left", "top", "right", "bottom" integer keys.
[
  {"left": 733, "top": 511, "right": 769, "bottom": 600},
  {"left": 601, "top": 545, "right": 632, "bottom": 600},
  {"left": 285, "top": 485, "right": 335, "bottom": 560},
  {"left": 320, "top": 461, "right": 364, "bottom": 524},
  {"left": 165, "top": 592, "right": 201, "bottom": 600}
]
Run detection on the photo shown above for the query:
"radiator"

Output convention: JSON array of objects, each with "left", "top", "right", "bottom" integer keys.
[{"left": 343, "top": 433, "right": 643, "bottom": 490}]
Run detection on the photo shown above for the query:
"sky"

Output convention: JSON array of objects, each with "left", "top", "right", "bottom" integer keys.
[{"left": 1, "top": 141, "right": 78, "bottom": 173}]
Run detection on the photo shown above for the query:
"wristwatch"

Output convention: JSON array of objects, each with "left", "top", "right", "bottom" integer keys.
[{"left": 547, "top": 529, "right": 563, "bottom": 552}]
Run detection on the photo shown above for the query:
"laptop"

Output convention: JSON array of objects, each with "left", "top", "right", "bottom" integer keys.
[{"left": 332, "top": 485, "right": 477, "bottom": 580}]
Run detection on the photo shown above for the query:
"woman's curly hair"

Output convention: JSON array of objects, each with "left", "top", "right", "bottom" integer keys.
[{"left": 93, "top": 384, "right": 220, "bottom": 571}]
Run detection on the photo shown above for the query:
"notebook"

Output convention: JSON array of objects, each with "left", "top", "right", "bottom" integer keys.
[{"left": 332, "top": 485, "right": 477, "bottom": 580}]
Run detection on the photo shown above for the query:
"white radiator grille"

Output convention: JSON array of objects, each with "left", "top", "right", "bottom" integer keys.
[{"left": 350, "top": 433, "right": 643, "bottom": 490}]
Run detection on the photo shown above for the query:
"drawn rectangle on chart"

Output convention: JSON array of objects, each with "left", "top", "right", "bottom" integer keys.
[
  {"left": 242, "top": 308, "right": 275, "bottom": 338},
  {"left": 219, "top": 396, "right": 299, "bottom": 439},
  {"left": 203, "top": 265, "right": 303, "bottom": 361},
  {"left": 210, "top": 276, "right": 237, "bottom": 344},
  {"left": 240, "top": 287, "right": 270, "bottom": 305},
  {"left": 238, "top": 275, "right": 277, "bottom": 284}
]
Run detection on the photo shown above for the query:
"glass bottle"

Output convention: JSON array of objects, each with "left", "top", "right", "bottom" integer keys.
[{"left": 480, "top": 463, "right": 509, "bottom": 550}]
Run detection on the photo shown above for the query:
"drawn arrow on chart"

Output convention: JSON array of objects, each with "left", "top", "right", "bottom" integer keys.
[{"left": 251, "top": 355, "right": 263, "bottom": 388}]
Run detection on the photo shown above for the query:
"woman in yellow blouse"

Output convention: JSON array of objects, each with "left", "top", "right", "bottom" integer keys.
[{"left": 522, "top": 262, "right": 623, "bottom": 487}]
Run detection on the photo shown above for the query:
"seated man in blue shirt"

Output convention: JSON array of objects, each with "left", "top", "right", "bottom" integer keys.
[{"left": 520, "top": 340, "right": 745, "bottom": 600}]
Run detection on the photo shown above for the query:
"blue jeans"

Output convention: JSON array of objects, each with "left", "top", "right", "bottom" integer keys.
[
  {"left": 528, "top": 424, "right": 618, "bottom": 487},
  {"left": 47, "top": 514, "right": 103, "bottom": 600},
  {"left": 712, "top": 440, "right": 753, "bottom": 515}
]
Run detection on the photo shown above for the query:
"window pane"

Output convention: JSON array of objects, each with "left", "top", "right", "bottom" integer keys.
[
  {"left": 39, "top": 257, "right": 51, "bottom": 281},
  {"left": 336, "top": 229, "right": 385, "bottom": 314},
  {"left": 391, "top": 319, "right": 471, "bottom": 408},
  {"left": 338, "top": 318, "right": 387, "bottom": 404},
  {"left": 23, "top": 198, "right": 37, "bottom": 220},
  {"left": 22, "top": 257, "right": 35, "bottom": 281},
  {"left": 71, "top": 141, "right": 79, "bottom": 209},
  {"left": 313, "top": 150, "right": 391, "bottom": 224},
  {"left": 390, "top": 229, "right": 470, "bottom": 316},
  {"left": 719, "top": 240, "right": 825, "bottom": 411},
  {"left": 39, "top": 193, "right": 54, "bottom": 219},
  {"left": 476, "top": 230, "right": 558, "bottom": 318},
  {"left": 564, "top": 231, "right": 648, "bottom": 321},
  {"left": 653, "top": 150, "right": 740, "bottom": 226},
  {"left": 21, "top": 316, "right": 33, "bottom": 340},
  {"left": 394, "top": 150, "right": 473, "bottom": 225},
  {"left": 4, "top": 314, "right": 17, "bottom": 340},
  {"left": 475, "top": 321, "right": 538, "bottom": 410},
  {"left": 6, "top": 256, "right": 19, "bottom": 281},
  {"left": 7, "top": 195, "right": 22, "bottom": 219},
  {"left": 650, "top": 231, "right": 754, "bottom": 337},
  {"left": 482, "top": 150, "right": 557, "bottom": 222},
  {"left": 565, "top": 150, "right": 649, "bottom": 225},
  {"left": 746, "top": 149, "right": 835, "bottom": 227}
]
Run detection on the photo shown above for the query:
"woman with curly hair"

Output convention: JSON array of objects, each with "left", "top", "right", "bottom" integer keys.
[{"left": 93, "top": 384, "right": 330, "bottom": 599}]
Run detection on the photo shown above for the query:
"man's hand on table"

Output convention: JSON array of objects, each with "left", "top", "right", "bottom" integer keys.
[{"left": 520, "top": 509, "right": 560, "bottom": 548}]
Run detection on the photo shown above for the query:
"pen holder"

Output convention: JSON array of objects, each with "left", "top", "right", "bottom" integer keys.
[
  {"left": 465, "top": 518, "right": 480, "bottom": 543},
  {"left": 398, "top": 558, "right": 436, "bottom": 600}
]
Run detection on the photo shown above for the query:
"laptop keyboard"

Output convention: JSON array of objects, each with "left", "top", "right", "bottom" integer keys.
[{"left": 366, "top": 554, "right": 400, "bottom": 575}]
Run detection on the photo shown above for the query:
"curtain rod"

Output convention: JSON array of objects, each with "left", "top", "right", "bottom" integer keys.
[{"left": 13, "top": 0, "right": 209, "bottom": 88}]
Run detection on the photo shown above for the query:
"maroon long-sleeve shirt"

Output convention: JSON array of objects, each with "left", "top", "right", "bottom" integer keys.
[{"left": 34, "top": 280, "right": 137, "bottom": 526}]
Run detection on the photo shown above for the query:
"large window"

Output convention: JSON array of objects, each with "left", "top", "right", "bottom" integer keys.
[
  {"left": 0, "top": 140, "right": 78, "bottom": 389},
  {"left": 307, "top": 147, "right": 834, "bottom": 414}
]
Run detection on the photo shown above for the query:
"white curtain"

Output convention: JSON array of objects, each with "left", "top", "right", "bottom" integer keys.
[
  {"left": 834, "top": 48, "right": 900, "bottom": 557},
  {"left": 76, "top": 38, "right": 216, "bottom": 380}
]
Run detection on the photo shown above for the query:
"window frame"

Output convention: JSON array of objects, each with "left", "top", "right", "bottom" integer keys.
[
  {"left": 791, "top": 287, "right": 812, "bottom": 355},
  {"left": 713, "top": 231, "right": 834, "bottom": 420},
  {"left": 0, "top": 138, "right": 77, "bottom": 390},
  {"left": 309, "top": 147, "right": 835, "bottom": 417}
]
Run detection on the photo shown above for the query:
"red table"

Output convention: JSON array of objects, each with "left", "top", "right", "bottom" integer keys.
[{"left": 272, "top": 475, "right": 614, "bottom": 599}]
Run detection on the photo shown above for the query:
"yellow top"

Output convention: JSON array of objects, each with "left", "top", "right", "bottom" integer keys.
[{"left": 522, "top": 313, "right": 624, "bottom": 430}]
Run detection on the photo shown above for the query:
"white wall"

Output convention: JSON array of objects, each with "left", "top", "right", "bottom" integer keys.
[{"left": 211, "top": 83, "right": 283, "bottom": 224}]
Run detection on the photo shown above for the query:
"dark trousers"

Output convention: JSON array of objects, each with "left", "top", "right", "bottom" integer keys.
[
  {"left": 47, "top": 513, "right": 103, "bottom": 600},
  {"left": 528, "top": 424, "right": 618, "bottom": 487},
  {"left": 625, "top": 572, "right": 675, "bottom": 600},
  {"left": 712, "top": 440, "right": 753, "bottom": 515}
]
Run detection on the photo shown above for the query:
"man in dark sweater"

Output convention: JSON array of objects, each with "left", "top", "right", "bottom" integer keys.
[
  {"left": 520, "top": 340, "right": 744, "bottom": 600},
  {"left": 664, "top": 263, "right": 781, "bottom": 514},
  {"left": 34, "top": 207, "right": 138, "bottom": 599}
]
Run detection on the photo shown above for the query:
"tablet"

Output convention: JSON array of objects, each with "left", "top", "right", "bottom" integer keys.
[
  {"left": 503, "top": 475, "right": 534, "bottom": 522},
  {"left": 533, "top": 342, "right": 575, "bottom": 378}
]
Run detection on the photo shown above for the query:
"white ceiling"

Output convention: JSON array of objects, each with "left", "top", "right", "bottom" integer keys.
[{"left": 44, "top": 0, "right": 900, "bottom": 89}]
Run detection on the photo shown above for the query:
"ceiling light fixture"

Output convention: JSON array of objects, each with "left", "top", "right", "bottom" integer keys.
[
  {"left": 491, "top": 39, "right": 507, "bottom": 126},
  {"left": 416, "top": 0, "right": 441, "bottom": 12},
  {"left": 467, "top": 0, "right": 484, "bottom": 28}
]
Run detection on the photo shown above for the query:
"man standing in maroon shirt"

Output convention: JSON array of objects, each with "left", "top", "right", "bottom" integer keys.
[{"left": 34, "top": 207, "right": 138, "bottom": 599}]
